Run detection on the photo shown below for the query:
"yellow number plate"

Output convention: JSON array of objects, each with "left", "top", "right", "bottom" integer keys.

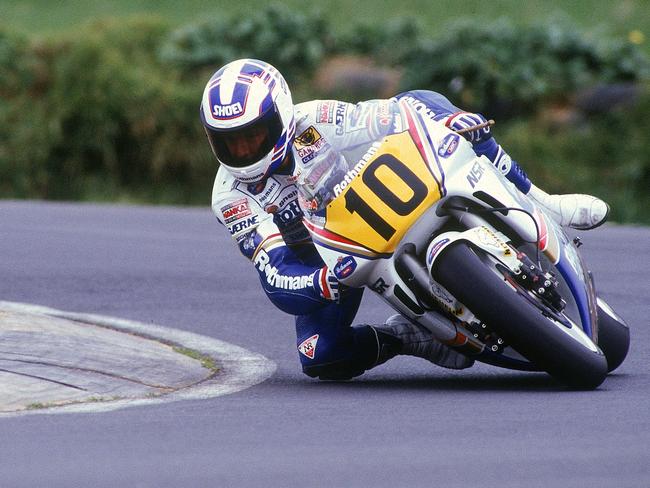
[{"left": 325, "top": 131, "right": 443, "bottom": 255}]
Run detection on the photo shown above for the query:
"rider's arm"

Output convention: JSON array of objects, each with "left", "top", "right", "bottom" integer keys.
[
  {"left": 440, "top": 111, "right": 531, "bottom": 193},
  {"left": 213, "top": 192, "right": 338, "bottom": 316},
  {"left": 398, "top": 90, "right": 531, "bottom": 193}
]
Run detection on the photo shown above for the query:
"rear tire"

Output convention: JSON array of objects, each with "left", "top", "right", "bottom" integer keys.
[
  {"left": 596, "top": 297, "right": 630, "bottom": 372},
  {"left": 432, "top": 242, "right": 608, "bottom": 389}
]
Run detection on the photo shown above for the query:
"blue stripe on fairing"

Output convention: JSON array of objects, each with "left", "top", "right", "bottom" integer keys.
[{"left": 555, "top": 255, "right": 593, "bottom": 338}]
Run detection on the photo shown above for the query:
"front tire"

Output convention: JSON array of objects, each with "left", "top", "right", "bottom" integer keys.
[{"left": 432, "top": 242, "right": 608, "bottom": 389}]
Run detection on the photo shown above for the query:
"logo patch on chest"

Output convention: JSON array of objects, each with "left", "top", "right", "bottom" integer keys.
[
  {"left": 295, "top": 126, "right": 322, "bottom": 148},
  {"left": 221, "top": 198, "right": 251, "bottom": 224}
]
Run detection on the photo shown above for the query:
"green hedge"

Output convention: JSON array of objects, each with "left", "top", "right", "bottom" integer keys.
[
  {"left": 159, "top": 4, "right": 332, "bottom": 85},
  {"left": 0, "top": 18, "right": 213, "bottom": 203},
  {"left": 400, "top": 19, "right": 650, "bottom": 116},
  {"left": 0, "top": 5, "right": 649, "bottom": 222}
]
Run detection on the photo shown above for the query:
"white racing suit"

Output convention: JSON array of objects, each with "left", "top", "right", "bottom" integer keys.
[{"left": 212, "top": 90, "right": 531, "bottom": 380}]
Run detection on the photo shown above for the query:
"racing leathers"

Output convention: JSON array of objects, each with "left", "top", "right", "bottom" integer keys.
[{"left": 212, "top": 90, "right": 534, "bottom": 380}]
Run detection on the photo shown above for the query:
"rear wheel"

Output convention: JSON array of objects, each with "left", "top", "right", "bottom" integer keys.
[
  {"left": 432, "top": 242, "right": 608, "bottom": 389},
  {"left": 596, "top": 297, "right": 630, "bottom": 372}
]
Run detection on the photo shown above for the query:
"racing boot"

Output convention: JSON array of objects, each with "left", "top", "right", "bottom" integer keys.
[
  {"left": 527, "top": 184, "right": 610, "bottom": 230},
  {"left": 370, "top": 314, "right": 474, "bottom": 370}
]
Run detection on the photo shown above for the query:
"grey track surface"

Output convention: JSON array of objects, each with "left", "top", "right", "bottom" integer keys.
[{"left": 0, "top": 200, "right": 648, "bottom": 487}]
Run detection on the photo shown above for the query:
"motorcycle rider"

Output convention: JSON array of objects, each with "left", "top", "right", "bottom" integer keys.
[{"left": 202, "top": 58, "right": 609, "bottom": 380}]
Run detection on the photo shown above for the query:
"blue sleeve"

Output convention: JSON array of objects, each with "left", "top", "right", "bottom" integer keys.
[{"left": 241, "top": 230, "right": 338, "bottom": 316}]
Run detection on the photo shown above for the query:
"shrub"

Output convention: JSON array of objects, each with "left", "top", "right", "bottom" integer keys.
[
  {"left": 0, "top": 17, "right": 214, "bottom": 202},
  {"left": 0, "top": 27, "right": 34, "bottom": 97},
  {"left": 159, "top": 4, "right": 333, "bottom": 84},
  {"left": 333, "top": 16, "right": 424, "bottom": 66},
  {"left": 399, "top": 19, "right": 650, "bottom": 117}
]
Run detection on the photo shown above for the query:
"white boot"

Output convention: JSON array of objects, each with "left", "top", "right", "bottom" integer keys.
[
  {"left": 527, "top": 184, "right": 610, "bottom": 230},
  {"left": 372, "top": 315, "right": 474, "bottom": 370}
]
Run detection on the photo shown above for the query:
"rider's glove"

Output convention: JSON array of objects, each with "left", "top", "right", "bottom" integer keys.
[
  {"left": 313, "top": 266, "right": 340, "bottom": 302},
  {"left": 448, "top": 112, "right": 491, "bottom": 143}
]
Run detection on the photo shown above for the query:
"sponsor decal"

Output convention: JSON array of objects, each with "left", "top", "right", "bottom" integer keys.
[
  {"left": 476, "top": 226, "right": 500, "bottom": 247},
  {"left": 475, "top": 226, "right": 512, "bottom": 256},
  {"left": 335, "top": 102, "right": 347, "bottom": 135},
  {"left": 247, "top": 181, "right": 266, "bottom": 195},
  {"left": 247, "top": 178, "right": 281, "bottom": 202},
  {"left": 277, "top": 189, "right": 298, "bottom": 208},
  {"left": 295, "top": 126, "right": 322, "bottom": 149},
  {"left": 431, "top": 282, "right": 455, "bottom": 307},
  {"left": 228, "top": 216, "right": 259, "bottom": 235},
  {"left": 497, "top": 153, "right": 513, "bottom": 175},
  {"left": 265, "top": 188, "right": 299, "bottom": 215},
  {"left": 221, "top": 198, "right": 251, "bottom": 224},
  {"left": 333, "top": 141, "right": 381, "bottom": 197},
  {"left": 403, "top": 95, "right": 438, "bottom": 121},
  {"left": 273, "top": 200, "right": 302, "bottom": 225},
  {"left": 254, "top": 250, "right": 315, "bottom": 291},
  {"left": 438, "top": 133, "right": 460, "bottom": 158},
  {"left": 296, "top": 137, "right": 326, "bottom": 162},
  {"left": 298, "top": 193, "right": 319, "bottom": 212},
  {"left": 298, "top": 334, "right": 319, "bottom": 359},
  {"left": 333, "top": 255, "right": 357, "bottom": 279},
  {"left": 316, "top": 101, "right": 335, "bottom": 123},
  {"left": 240, "top": 230, "right": 262, "bottom": 259},
  {"left": 426, "top": 238, "right": 450, "bottom": 266},
  {"left": 466, "top": 160, "right": 485, "bottom": 188},
  {"left": 213, "top": 102, "right": 243, "bottom": 119},
  {"left": 370, "top": 277, "right": 390, "bottom": 294},
  {"left": 300, "top": 150, "right": 317, "bottom": 164},
  {"left": 376, "top": 101, "right": 392, "bottom": 126}
]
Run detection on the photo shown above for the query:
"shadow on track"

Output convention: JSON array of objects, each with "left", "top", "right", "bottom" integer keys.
[{"left": 298, "top": 371, "right": 630, "bottom": 393}]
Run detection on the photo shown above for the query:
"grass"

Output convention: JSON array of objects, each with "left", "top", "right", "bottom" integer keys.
[
  {"left": 172, "top": 346, "right": 218, "bottom": 372},
  {"left": 2, "top": 0, "right": 648, "bottom": 53},
  {"left": 25, "top": 396, "right": 125, "bottom": 411}
]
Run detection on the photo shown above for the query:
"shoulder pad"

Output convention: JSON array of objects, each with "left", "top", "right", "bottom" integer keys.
[{"left": 212, "top": 165, "right": 237, "bottom": 205}]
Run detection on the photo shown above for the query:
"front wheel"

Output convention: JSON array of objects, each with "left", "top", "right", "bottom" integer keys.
[{"left": 432, "top": 242, "right": 608, "bottom": 389}]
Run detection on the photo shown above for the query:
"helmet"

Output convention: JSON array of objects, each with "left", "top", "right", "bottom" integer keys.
[{"left": 200, "top": 59, "right": 295, "bottom": 183}]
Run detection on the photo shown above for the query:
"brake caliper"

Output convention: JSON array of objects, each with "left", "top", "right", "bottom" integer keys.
[{"left": 513, "top": 252, "right": 565, "bottom": 312}]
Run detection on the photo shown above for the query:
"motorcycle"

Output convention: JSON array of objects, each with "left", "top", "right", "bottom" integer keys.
[{"left": 295, "top": 98, "right": 630, "bottom": 389}]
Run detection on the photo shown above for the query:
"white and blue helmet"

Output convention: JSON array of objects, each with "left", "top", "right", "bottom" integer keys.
[{"left": 200, "top": 59, "right": 295, "bottom": 183}]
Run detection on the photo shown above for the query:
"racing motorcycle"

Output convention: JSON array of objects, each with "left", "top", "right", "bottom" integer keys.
[{"left": 296, "top": 99, "right": 629, "bottom": 389}]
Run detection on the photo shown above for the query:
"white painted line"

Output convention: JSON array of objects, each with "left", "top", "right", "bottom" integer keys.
[{"left": 0, "top": 301, "right": 277, "bottom": 417}]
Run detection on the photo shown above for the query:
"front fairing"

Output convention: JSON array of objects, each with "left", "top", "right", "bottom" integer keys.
[{"left": 295, "top": 98, "right": 474, "bottom": 287}]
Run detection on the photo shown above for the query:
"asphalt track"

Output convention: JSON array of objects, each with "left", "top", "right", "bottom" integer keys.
[{"left": 0, "top": 200, "right": 648, "bottom": 488}]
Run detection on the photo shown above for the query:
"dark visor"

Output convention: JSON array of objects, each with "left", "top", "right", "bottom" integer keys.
[{"left": 205, "top": 108, "right": 283, "bottom": 168}]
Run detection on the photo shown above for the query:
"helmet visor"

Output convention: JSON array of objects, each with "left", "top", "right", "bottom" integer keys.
[{"left": 205, "top": 108, "right": 283, "bottom": 168}]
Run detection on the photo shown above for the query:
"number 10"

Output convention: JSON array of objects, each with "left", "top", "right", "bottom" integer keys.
[{"left": 344, "top": 154, "right": 427, "bottom": 241}]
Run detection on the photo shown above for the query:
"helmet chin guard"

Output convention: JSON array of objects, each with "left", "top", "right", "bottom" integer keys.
[{"left": 200, "top": 59, "right": 295, "bottom": 183}]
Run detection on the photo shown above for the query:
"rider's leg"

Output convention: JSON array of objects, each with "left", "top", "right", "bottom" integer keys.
[
  {"left": 472, "top": 136, "right": 610, "bottom": 230},
  {"left": 374, "top": 314, "right": 474, "bottom": 370},
  {"left": 396, "top": 90, "right": 610, "bottom": 230},
  {"left": 296, "top": 290, "right": 472, "bottom": 381}
]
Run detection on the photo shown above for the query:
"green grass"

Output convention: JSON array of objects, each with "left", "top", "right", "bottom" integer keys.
[
  {"left": 2, "top": 0, "right": 649, "bottom": 52},
  {"left": 172, "top": 346, "right": 218, "bottom": 372}
]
